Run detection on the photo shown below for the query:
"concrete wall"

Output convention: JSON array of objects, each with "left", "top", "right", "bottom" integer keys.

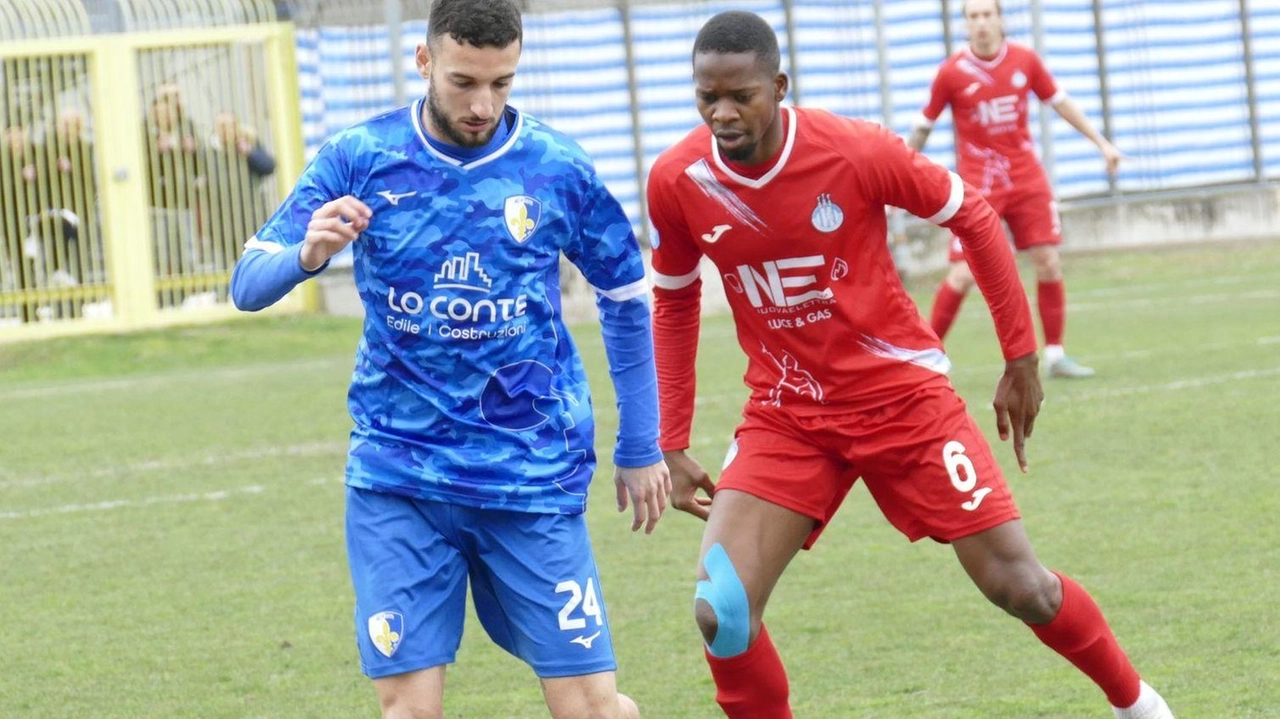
[
  {"left": 893, "top": 183, "right": 1280, "bottom": 278},
  {"left": 317, "top": 183, "right": 1280, "bottom": 324}
]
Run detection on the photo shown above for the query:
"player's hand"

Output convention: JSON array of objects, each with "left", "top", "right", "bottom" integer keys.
[
  {"left": 300, "top": 195, "right": 372, "bottom": 272},
  {"left": 614, "top": 460, "right": 671, "bottom": 534},
  {"left": 1099, "top": 140, "right": 1123, "bottom": 176},
  {"left": 664, "top": 449, "right": 716, "bottom": 521},
  {"left": 993, "top": 352, "right": 1044, "bottom": 473}
]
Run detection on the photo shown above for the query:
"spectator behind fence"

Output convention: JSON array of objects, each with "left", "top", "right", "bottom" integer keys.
[
  {"left": 144, "top": 83, "right": 205, "bottom": 276},
  {"left": 39, "top": 108, "right": 97, "bottom": 285},
  {"left": 1, "top": 125, "right": 40, "bottom": 319},
  {"left": 206, "top": 112, "right": 275, "bottom": 269}
]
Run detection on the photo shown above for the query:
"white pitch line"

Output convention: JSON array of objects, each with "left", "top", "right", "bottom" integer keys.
[
  {"left": 1067, "top": 271, "right": 1280, "bottom": 299},
  {"left": 948, "top": 335, "right": 1279, "bottom": 379},
  {"left": 1060, "top": 367, "right": 1280, "bottom": 401},
  {"left": 0, "top": 441, "right": 347, "bottom": 490},
  {"left": 1068, "top": 288, "right": 1280, "bottom": 313},
  {"left": 0, "top": 477, "right": 345, "bottom": 521},
  {"left": 0, "top": 484, "right": 267, "bottom": 520},
  {"left": 0, "top": 356, "right": 352, "bottom": 401}
]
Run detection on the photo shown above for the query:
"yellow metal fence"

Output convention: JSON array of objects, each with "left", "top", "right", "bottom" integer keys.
[{"left": 1, "top": 21, "right": 308, "bottom": 343}]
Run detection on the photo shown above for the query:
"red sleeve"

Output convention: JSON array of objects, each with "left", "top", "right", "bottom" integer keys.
[
  {"left": 920, "top": 61, "right": 951, "bottom": 123},
  {"left": 1028, "top": 50, "right": 1059, "bottom": 103},
  {"left": 945, "top": 187, "right": 1039, "bottom": 360},
  {"left": 855, "top": 123, "right": 1037, "bottom": 360},
  {"left": 646, "top": 164, "right": 703, "bottom": 452}
]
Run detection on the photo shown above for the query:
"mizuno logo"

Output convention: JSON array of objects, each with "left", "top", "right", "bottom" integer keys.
[
  {"left": 570, "top": 631, "right": 602, "bottom": 649},
  {"left": 377, "top": 190, "right": 418, "bottom": 206},
  {"left": 963, "top": 81, "right": 982, "bottom": 96},
  {"left": 962, "top": 487, "right": 993, "bottom": 511},
  {"left": 701, "top": 224, "right": 732, "bottom": 244}
]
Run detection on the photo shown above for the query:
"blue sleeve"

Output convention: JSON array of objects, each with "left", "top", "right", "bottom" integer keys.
[
  {"left": 230, "top": 243, "right": 328, "bottom": 311},
  {"left": 598, "top": 293, "right": 663, "bottom": 468},
  {"left": 229, "top": 139, "right": 348, "bottom": 311},
  {"left": 562, "top": 158, "right": 661, "bottom": 467}
]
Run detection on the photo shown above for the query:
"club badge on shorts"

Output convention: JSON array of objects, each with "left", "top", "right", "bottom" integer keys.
[
  {"left": 368, "top": 611, "right": 404, "bottom": 658},
  {"left": 505, "top": 195, "right": 541, "bottom": 243}
]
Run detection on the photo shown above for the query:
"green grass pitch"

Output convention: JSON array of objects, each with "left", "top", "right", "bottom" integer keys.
[{"left": 1, "top": 241, "right": 1277, "bottom": 717}]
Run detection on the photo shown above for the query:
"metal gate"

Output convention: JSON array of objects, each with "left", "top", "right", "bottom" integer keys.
[{"left": 1, "top": 0, "right": 307, "bottom": 343}]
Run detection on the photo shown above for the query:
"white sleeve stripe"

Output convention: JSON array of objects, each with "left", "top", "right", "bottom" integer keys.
[
  {"left": 651, "top": 265, "right": 701, "bottom": 290},
  {"left": 243, "top": 236, "right": 286, "bottom": 255},
  {"left": 913, "top": 113, "right": 936, "bottom": 130},
  {"left": 593, "top": 278, "right": 649, "bottom": 303},
  {"left": 925, "top": 172, "right": 965, "bottom": 225},
  {"left": 1049, "top": 89, "right": 1069, "bottom": 105}
]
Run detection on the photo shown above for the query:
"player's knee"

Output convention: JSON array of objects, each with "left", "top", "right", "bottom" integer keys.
[
  {"left": 983, "top": 566, "right": 1060, "bottom": 623},
  {"left": 554, "top": 693, "right": 637, "bottom": 719},
  {"left": 375, "top": 675, "right": 443, "bottom": 719},
  {"left": 618, "top": 692, "right": 640, "bottom": 719},
  {"left": 694, "top": 543, "right": 752, "bottom": 658},
  {"left": 694, "top": 596, "right": 719, "bottom": 644},
  {"left": 946, "top": 263, "right": 975, "bottom": 292},
  {"left": 378, "top": 694, "right": 442, "bottom": 719},
  {"left": 1030, "top": 247, "right": 1062, "bottom": 278}
]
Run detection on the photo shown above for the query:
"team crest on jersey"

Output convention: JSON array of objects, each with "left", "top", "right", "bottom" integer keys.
[
  {"left": 368, "top": 611, "right": 404, "bottom": 658},
  {"left": 504, "top": 195, "right": 541, "bottom": 243},
  {"left": 811, "top": 194, "right": 844, "bottom": 233},
  {"left": 1011, "top": 70, "right": 1027, "bottom": 88}
]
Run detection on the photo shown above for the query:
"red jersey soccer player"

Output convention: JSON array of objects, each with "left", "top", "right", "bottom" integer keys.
[
  {"left": 648, "top": 10, "right": 1173, "bottom": 719},
  {"left": 908, "top": 0, "right": 1121, "bottom": 378}
]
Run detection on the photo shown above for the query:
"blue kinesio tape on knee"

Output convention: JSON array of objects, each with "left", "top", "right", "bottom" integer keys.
[{"left": 694, "top": 543, "right": 750, "bottom": 658}]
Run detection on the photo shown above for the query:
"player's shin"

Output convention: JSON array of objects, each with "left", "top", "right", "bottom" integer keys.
[
  {"left": 930, "top": 281, "right": 968, "bottom": 340},
  {"left": 1026, "top": 571, "right": 1142, "bottom": 708},
  {"left": 697, "top": 544, "right": 792, "bottom": 718},
  {"left": 705, "top": 625, "right": 792, "bottom": 719}
]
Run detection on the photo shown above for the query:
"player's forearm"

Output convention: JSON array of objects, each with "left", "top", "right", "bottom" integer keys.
[
  {"left": 598, "top": 295, "right": 663, "bottom": 468},
  {"left": 652, "top": 284, "right": 702, "bottom": 452},
  {"left": 230, "top": 241, "right": 326, "bottom": 311},
  {"left": 1052, "top": 97, "right": 1108, "bottom": 148},
  {"left": 945, "top": 195, "right": 1038, "bottom": 360},
  {"left": 907, "top": 125, "right": 932, "bottom": 153}
]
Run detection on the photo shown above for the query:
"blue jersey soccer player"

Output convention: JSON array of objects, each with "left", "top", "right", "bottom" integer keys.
[{"left": 230, "top": 1, "right": 669, "bottom": 716}]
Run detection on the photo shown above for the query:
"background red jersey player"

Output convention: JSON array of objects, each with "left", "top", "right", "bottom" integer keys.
[
  {"left": 908, "top": 0, "right": 1122, "bottom": 379},
  {"left": 648, "top": 10, "right": 1173, "bottom": 719}
]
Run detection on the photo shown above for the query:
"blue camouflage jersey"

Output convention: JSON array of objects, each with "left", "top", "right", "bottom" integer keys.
[{"left": 231, "top": 101, "right": 660, "bottom": 514}]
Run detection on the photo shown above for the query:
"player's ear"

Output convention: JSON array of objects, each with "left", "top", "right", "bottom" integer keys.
[
  {"left": 774, "top": 73, "right": 789, "bottom": 103},
  {"left": 415, "top": 43, "right": 431, "bottom": 80}
]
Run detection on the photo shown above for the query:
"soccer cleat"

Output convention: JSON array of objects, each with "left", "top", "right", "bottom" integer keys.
[
  {"left": 1048, "top": 355, "right": 1096, "bottom": 379},
  {"left": 1112, "top": 681, "right": 1175, "bottom": 719}
]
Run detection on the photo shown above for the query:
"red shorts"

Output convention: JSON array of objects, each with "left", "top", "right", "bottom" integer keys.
[
  {"left": 949, "top": 185, "right": 1061, "bottom": 263},
  {"left": 717, "top": 386, "right": 1020, "bottom": 548}
]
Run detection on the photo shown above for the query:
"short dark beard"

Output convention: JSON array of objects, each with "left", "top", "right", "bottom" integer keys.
[
  {"left": 720, "top": 139, "right": 759, "bottom": 163},
  {"left": 426, "top": 81, "right": 496, "bottom": 148}
]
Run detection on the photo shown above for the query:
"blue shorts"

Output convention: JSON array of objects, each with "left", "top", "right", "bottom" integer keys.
[{"left": 345, "top": 485, "right": 617, "bottom": 679}]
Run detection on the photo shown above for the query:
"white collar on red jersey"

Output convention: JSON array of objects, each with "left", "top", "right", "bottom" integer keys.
[
  {"left": 962, "top": 42, "right": 1009, "bottom": 68},
  {"left": 710, "top": 106, "right": 797, "bottom": 190}
]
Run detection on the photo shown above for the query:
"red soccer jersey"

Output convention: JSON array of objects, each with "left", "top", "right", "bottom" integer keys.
[
  {"left": 921, "top": 42, "right": 1061, "bottom": 195},
  {"left": 648, "top": 107, "right": 1037, "bottom": 451}
]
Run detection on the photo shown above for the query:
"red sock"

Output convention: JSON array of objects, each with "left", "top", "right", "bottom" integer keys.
[
  {"left": 930, "top": 282, "right": 967, "bottom": 340},
  {"left": 1037, "top": 280, "right": 1066, "bottom": 347},
  {"left": 1028, "top": 572, "right": 1142, "bottom": 708},
  {"left": 705, "top": 625, "right": 792, "bottom": 719}
]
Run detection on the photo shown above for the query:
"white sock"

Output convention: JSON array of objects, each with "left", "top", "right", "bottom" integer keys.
[
  {"left": 1112, "top": 681, "right": 1173, "bottom": 719},
  {"left": 1044, "top": 344, "right": 1065, "bottom": 365}
]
